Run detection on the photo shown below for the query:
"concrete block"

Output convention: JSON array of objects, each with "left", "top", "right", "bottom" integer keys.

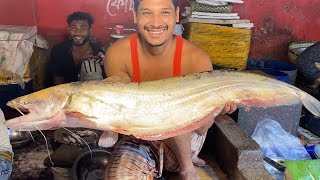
[
  {"left": 204, "top": 115, "right": 275, "bottom": 180},
  {"left": 237, "top": 103, "right": 302, "bottom": 136}
]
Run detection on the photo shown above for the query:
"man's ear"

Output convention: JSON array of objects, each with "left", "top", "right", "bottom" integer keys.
[
  {"left": 175, "top": 7, "right": 180, "bottom": 23},
  {"left": 133, "top": 10, "right": 137, "bottom": 23}
]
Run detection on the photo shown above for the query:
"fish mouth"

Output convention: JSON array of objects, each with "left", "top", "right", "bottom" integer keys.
[
  {"left": 5, "top": 110, "right": 65, "bottom": 131},
  {"left": 6, "top": 101, "right": 30, "bottom": 115}
]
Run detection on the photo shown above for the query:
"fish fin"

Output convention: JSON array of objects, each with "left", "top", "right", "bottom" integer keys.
[{"left": 299, "top": 92, "right": 320, "bottom": 117}]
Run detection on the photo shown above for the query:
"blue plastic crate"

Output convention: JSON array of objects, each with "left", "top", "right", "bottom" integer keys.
[{"left": 247, "top": 59, "right": 298, "bottom": 84}]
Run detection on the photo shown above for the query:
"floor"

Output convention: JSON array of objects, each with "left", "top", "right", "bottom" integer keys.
[{"left": 163, "top": 153, "right": 228, "bottom": 180}]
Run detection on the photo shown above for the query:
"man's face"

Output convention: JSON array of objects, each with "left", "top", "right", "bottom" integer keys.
[
  {"left": 134, "top": 0, "right": 179, "bottom": 47},
  {"left": 69, "top": 20, "right": 92, "bottom": 46}
]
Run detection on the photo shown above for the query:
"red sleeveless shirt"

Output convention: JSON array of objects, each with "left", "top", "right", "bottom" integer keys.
[{"left": 129, "top": 33, "right": 184, "bottom": 82}]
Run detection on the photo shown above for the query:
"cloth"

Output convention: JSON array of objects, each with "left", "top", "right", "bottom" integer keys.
[
  {"left": 79, "top": 59, "right": 104, "bottom": 81},
  {"left": 0, "top": 156, "right": 12, "bottom": 180},
  {"left": 48, "top": 40, "right": 105, "bottom": 84},
  {"left": 0, "top": 109, "right": 12, "bottom": 154},
  {"left": 105, "top": 132, "right": 207, "bottom": 179},
  {"left": 0, "top": 109, "right": 13, "bottom": 180},
  {"left": 296, "top": 41, "right": 320, "bottom": 83},
  {"left": 129, "top": 33, "right": 184, "bottom": 82}
]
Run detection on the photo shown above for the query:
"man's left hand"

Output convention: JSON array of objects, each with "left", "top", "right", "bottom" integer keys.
[{"left": 221, "top": 101, "right": 237, "bottom": 114}]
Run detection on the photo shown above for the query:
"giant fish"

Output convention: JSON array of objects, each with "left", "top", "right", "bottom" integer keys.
[{"left": 4, "top": 71, "right": 320, "bottom": 140}]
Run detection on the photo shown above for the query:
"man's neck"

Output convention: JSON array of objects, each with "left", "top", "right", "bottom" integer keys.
[
  {"left": 72, "top": 41, "right": 91, "bottom": 51},
  {"left": 139, "top": 36, "right": 175, "bottom": 57}
]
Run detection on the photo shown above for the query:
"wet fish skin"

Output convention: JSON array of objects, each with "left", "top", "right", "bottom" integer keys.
[{"left": 5, "top": 71, "right": 320, "bottom": 140}]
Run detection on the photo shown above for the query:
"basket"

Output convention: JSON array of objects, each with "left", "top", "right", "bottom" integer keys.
[
  {"left": 189, "top": 1, "right": 233, "bottom": 13},
  {"left": 183, "top": 23, "right": 251, "bottom": 69},
  {"left": 288, "top": 41, "right": 317, "bottom": 64}
]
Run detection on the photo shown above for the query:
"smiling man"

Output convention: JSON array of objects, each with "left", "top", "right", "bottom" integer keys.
[
  {"left": 48, "top": 11, "right": 105, "bottom": 85},
  {"left": 104, "top": 0, "right": 236, "bottom": 179}
]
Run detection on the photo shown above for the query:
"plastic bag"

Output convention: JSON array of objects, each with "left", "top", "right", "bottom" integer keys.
[
  {"left": 251, "top": 119, "right": 311, "bottom": 179},
  {"left": 252, "top": 118, "right": 311, "bottom": 160}
]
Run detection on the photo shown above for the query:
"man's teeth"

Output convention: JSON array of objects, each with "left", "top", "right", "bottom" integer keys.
[
  {"left": 149, "top": 30, "right": 164, "bottom": 34},
  {"left": 75, "top": 37, "right": 83, "bottom": 40}
]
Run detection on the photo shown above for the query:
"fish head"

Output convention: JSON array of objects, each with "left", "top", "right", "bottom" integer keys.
[
  {"left": 7, "top": 86, "right": 71, "bottom": 114},
  {"left": 5, "top": 85, "right": 71, "bottom": 131}
]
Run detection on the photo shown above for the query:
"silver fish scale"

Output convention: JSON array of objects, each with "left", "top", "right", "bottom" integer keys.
[{"left": 5, "top": 70, "right": 320, "bottom": 140}]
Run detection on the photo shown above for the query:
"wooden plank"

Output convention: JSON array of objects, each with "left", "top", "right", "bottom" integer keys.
[
  {"left": 196, "top": 0, "right": 244, "bottom": 4},
  {"left": 181, "top": 18, "right": 251, "bottom": 25},
  {"left": 232, "top": 23, "right": 254, "bottom": 29},
  {"left": 190, "top": 15, "right": 240, "bottom": 20},
  {"left": 191, "top": 12, "right": 239, "bottom": 17}
]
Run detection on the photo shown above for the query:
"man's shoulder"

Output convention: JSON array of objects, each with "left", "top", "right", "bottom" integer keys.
[
  {"left": 180, "top": 37, "right": 212, "bottom": 73},
  {"left": 181, "top": 38, "right": 210, "bottom": 60},
  {"left": 107, "top": 35, "right": 131, "bottom": 54}
]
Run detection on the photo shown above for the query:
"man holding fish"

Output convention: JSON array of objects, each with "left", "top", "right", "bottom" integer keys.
[
  {"left": 104, "top": 0, "right": 236, "bottom": 179},
  {"left": 3, "top": 1, "right": 320, "bottom": 179}
]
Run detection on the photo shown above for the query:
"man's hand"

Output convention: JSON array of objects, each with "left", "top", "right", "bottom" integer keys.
[{"left": 221, "top": 101, "right": 237, "bottom": 114}]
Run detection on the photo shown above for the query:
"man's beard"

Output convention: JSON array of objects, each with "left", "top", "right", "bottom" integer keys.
[
  {"left": 142, "top": 25, "right": 169, "bottom": 47},
  {"left": 147, "top": 41, "right": 165, "bottom": 47},
  {"left": 73, "top": 36, "right": 90, "bottom": 46}
]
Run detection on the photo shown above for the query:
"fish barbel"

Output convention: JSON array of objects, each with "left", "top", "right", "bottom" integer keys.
[{"left": 5, "top": 71, "right": 320, "bottom": 140}]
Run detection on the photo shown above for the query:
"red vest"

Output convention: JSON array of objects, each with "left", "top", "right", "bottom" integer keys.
[{"left": 129, "top": 33, "right": 184, "bottom": 82}]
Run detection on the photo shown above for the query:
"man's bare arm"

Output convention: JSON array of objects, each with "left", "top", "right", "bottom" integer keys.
[
  {"left": 184, "top": 41, "right": 213, "bottom": 74},
  {"left": 104, "top": 42, "right": 132, "bottom": 82}
]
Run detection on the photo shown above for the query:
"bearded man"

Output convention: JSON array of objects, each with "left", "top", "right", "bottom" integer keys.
[{"left": 49, "top": 11, "right": 105, "bottom": 85}]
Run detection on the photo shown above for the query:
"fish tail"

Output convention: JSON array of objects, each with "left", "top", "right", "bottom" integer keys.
[{"left": 299, "top": 91, "right": 320, "bottom": 117}]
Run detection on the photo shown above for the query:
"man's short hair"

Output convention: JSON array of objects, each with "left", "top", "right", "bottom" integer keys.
[
  {"left": 67, "top": 12, "right": 94, "bottom": 27},
  {"left": 133, "top": 0, "right": 179, "bottom": 12}
]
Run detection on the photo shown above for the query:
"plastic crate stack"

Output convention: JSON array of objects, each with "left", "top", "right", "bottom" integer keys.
[{"left": 181, "top": 0, "right": 253, "bottom": 29}]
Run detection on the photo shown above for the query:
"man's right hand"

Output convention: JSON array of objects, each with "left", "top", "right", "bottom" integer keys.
[{"left": 220, "top": 101, "right": 237, "bottom": 114}]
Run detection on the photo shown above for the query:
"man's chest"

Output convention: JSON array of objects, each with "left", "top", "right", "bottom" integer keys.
[
  {"left": 140, "top": 67, "right": 174, "bottom": 81},
  {"left": 72, "top": 49, "right": 92, "bottom": 65}
]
